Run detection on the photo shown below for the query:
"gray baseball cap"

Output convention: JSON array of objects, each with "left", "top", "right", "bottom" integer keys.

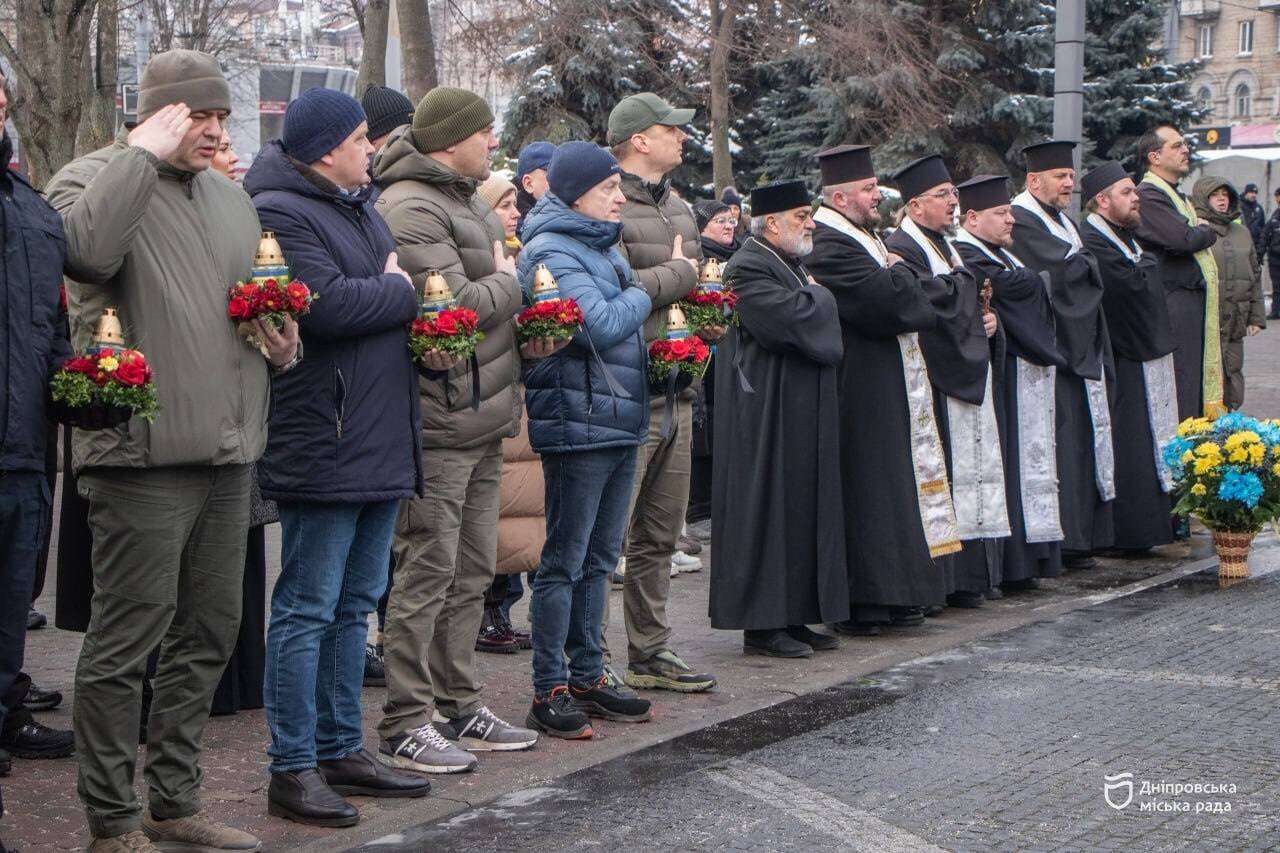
[{"left": 607, "top": 93, "right": 696, "bottom": 145}]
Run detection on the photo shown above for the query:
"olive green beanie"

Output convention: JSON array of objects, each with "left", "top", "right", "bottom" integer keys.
[
  {"left": 411, "top": 87, "right": 494, "bottom": 153},
  {"left": 137, "top": 49, "right": 231, "bottom": 122}
]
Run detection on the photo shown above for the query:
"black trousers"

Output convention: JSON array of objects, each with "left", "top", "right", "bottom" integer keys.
[
  {"left": 1270, "top": 259, "right": 1280, "bottom": 314},
  {"left": 0, "top": 472, "right": 47, "bottom": 731}
]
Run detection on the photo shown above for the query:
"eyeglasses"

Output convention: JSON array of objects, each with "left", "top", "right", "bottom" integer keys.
[{"left": 922, "top": 187, "right": 959, "bottom": 201}]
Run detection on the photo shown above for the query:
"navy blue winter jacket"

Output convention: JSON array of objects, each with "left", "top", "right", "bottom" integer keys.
[
  {"left": 244, "top": 141, "right": 423, "bottom": 502},
  {"left": 1, "top": 131, "right": 73, "bottom": 476},
  {"left": 518, "top": 193, "right": 652, "bottom": 454}
]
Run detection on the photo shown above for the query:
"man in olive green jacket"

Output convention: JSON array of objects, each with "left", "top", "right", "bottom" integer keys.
[
  {"left": 603, "top": 93, "right": 721, "bottom": 694},
  {"left": 373, "top": 87, "right": 540, "bottom": 770},
  {"left": 44, "top": 50, "right": 297, "bottom": 853}
]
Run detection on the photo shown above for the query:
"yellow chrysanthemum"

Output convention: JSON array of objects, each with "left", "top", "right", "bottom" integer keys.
[
  {"left": 1225, "top": 431, "right": 1261, "bottom": 451},
  {"left": 1272, "top": 463, "right": 1280, "bottom": 477},
  {"left": 1193, "top": 457, "right": 1220, "bottom": 475},
  {"left": 1195, "top": 441, "right": 1221, "bottom": 458},
  {"left": 98, "top": 356, "right": 119, "bottom": 372},
  {"left": 1181, "top": 450, "right": 1195, "bottom": 464},
  {"left": 1249, "top": 444, "right": 1266, "bottom": 465},
  {"left": 1190, "top": 483, "right": 1208, "bottom": 496},
  {"left": 1178, "top": 417, "right": 1212, "bottom": 437},
  {"left": 1271, "top": 446, "right": 1280, "bottom": 458},
  {"left": 1229, "top": 447, "right": 1249, "bottom": 463}
]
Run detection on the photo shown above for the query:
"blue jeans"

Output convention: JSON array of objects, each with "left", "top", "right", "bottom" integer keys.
[
  {"left": 0, "top": 471, "right": 48, "bottom": 731},
  {"left": 530, "top": 447, "right": 637, "bottom": 697},
  {"left": 265, "top": 499, "right": 399, "bottom": 773}
]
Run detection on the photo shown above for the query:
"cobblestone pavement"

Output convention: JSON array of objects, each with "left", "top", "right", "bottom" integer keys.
[
  {"left": 358, "top": 562, "right": 1280, "bottom": 852},
  {"left": 5, "top": 330, "right": 1280, "bottom": 851}
]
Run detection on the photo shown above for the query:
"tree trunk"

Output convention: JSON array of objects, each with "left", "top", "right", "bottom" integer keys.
[
  {"left": 708, "top": 0, "right": 737, "bottom": 195},
  {"left": 355, "top": 0, "right": 389, "bottom": 93},
  {"left": 0, "top": 0, "right": 99, "bottom": 187},
  {"left": 398, "top": 0, "right": 437, "bottom": 103},
  {"left": 79, "top": 0, "right": 119, "bottom": 153}
]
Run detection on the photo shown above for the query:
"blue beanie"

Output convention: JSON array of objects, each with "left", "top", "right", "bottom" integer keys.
[
  {"left": 548, "top": 142, "right": 621, "bottom": 205},
  {"left": 282, "top": 88, "right": 367, "bottom": 165},
  {"left": 517, "top": 141, "right": 556, "bottom": 179}
]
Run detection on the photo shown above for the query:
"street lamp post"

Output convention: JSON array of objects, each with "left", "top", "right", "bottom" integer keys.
[{"left": 1053, "top": 0, "right": 1086, "bottom": 214}]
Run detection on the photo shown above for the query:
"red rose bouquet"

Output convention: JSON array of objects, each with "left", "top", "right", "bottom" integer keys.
[
  {"left": 648, "top": 334, "right": 711, "bottom": 390},
  {"left": 50, "top": 347, "right": 159, "bottom": 423},
  {"left": 227, "top": 277, "right": 316, "bottom": 330},
  {"left": 409, "top": 306, "right": 484, "bottom": 364},
  {"left": 516, "top": 298, "right": 584, "bottom": 343}
]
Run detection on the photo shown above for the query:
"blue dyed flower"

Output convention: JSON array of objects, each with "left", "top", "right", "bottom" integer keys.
[
  {"left": 1218, "top": 468, "right": 1265, "bottom": 508},
  {"left": 1215, "top": 412, "right": 1260, "bottom": 435},
  {"left": 1256, "top": 421, "right": 1280, "bottom": 447},
  {"left": 1162, "top": 436, "right": 1193, "bottom": 473}
]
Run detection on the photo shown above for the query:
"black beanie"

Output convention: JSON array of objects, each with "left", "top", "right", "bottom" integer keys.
[{"left": 361, "top": 85, "right": 414, "bottom": 142}]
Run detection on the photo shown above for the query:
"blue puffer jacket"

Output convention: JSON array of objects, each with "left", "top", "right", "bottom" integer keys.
[
  {"left": 518, "top": 193, "right": 652, "bottom": 454},
  {"left": 244, "top": 140, "right": 423, "bottom": 502}
]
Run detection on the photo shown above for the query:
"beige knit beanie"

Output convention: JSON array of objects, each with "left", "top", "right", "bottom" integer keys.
[{"left": 476, "top": 174, "right": 516, "bottom": 210}]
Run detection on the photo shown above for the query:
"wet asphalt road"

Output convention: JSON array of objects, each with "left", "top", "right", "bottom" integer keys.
[{"left": 352, "top": 568, "right": 1280, "bottom": 852}]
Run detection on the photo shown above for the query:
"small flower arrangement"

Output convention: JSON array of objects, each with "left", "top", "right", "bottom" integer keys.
[
  {"left": 409, "top": 306, "right": 484, "bottom": 364},
  {"left": 648, "top": 334, "right": 711, "bottom": 390},
  {"left": 50, "top": 348, "right": 159, "bottom": 423},
  {"left": 517, "top": 298, "right": 584, "bottom": 342},
  {"left": 678, "top": 287, "right": 738, "bottom": 333},
  {"left": 1161, "top": 412, "right": 1280, "bottom": 533},
  {"left": 227, "top": 277, "right": 317, "bottom": 330}
]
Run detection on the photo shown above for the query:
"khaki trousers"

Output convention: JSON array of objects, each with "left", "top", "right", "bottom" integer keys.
[
  {"left": 74, "top": 465, "right": 249, "bottom": 839},
  {"left": 601, "top": 397, "right": 692, "bottom": 664},
  {"left": 379, "top": 440, "right": 502, "bottom": 735}
]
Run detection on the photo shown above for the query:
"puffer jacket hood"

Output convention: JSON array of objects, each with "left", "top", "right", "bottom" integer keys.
[
  {"left": 518, "top": 192, "right": 652, "bottom": 453},
  {"left": 245, "top": 138, "right": 424, "bottom": 502},
  {"left": 373, "top": 123, "right": 524, "bottom": 451},
  {"left": 1192, "top": 176, "right": 1240, "bottom": 229}
]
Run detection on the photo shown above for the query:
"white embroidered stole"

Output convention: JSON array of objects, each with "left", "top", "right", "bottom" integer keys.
[
  {"left": 954, "top": 228, "right": 1063, "bottom": 542},
  {"left": 898, "top": 216, "right": 1010, "bottom": 541},
  {"left": 1085, "top": 214, "right": 1177, "bottom": 493},
  {"left": 813, "top": 206, "right": 961, "bottom": 557}
]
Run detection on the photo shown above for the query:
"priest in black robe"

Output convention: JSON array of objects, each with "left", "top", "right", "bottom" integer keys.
[
  {"left": 1133, "top": 125, "right": 1222, "bottom": 420},
  {"left": 1009, "top": 140, "right": 1115, "bottom": 567},
  {"left": 1080, "top": 161, "right": 1177, "bottom": 551},
  {"left": 953, "top": 175, "right": 1066, "bottom": 587},
  {"left": 711, "top": 180, "right": 848, "bottom": 658},
  {"left": 884, "top": 155, "right": 1007, "bottom": 613},
  {"left": 806, "top": 145, "right": 961, "bottom": 635}
]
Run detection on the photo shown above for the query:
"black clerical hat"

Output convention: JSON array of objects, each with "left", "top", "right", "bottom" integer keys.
[
  {"left": 1081, "top": 161, "right": 1131, "bottom": 202},
  {"left": 892, "top": 155, "right": 952, "bottom": 202},
  {"left": 750, "top": 180, "right": 812, "bottom": 216},
  {"left": 817, "top": 144, "right": 875, "bottom": 185},
  {"left": 957, "top": 174, "right": 1011, "bottom": 213},
  {"left": 1022, "top": 140, "right": 1077, "bottom": 172}
]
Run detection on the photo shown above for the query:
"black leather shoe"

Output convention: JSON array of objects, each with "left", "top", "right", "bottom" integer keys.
[
  {"left": 946, "top": 591, "right": 984, "bottom": 609},
  {"left": 0, "top": 715, "right": 74, "bottom": 758},
  {"left": 20, "top": 683, "right": 62, "bottom": 713},
  {"left": 319, "top": 748, "right": 430, "bottom": 799},
  {"left": 1002, "top": 577, "right": 1041, "bottom": 592},
  {"left": 26, "top": 609, "right": 47, "bottom": 630},
  {"left": 831, "top": 619, "right": 881, "bottom": 637},
  {"left": 743, "top": 629, "right": 813, "bottom": 658},
  {"left": 268, "top": 769, "right": 359, "bottom": 827},
  {"left": 889, "top": 607, "right": 926, "bottom": 627},
  {"left": 1062, "top": 551, "right": 1097, "bottom": 570},
  {"left": 786, "top": 625, "right": 838, "bottom": 651}
]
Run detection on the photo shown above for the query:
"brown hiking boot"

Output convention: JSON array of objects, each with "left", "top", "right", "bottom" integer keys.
[
  {"left": 142, "top": 814, "right": 262, "bottom": 851},
  {"left": 87, "top": 831, "right": 159, "bottom": 852}
]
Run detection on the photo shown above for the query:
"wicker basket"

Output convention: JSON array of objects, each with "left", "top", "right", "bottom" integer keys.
[{"left": 1212, "top": 530, "right": 1255, "bottom": 579}]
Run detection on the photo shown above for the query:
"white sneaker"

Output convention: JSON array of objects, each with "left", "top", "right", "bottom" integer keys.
[
  {"left": 612, "top": 557, "right": 627, "bottom": 587},
  {"left": 671, "top": 551, "right": 702, "bottom": 574},
  {"left": 379, "top": 722, "right": 477, "bottom": 773}
]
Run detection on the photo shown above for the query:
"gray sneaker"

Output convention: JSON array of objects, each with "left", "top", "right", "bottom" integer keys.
[
  {"left": 379, "top": 723, "right": 477, "bottom": 774},
  {"left": 433, "top": 706, "right": 538, "bottom": 752}
]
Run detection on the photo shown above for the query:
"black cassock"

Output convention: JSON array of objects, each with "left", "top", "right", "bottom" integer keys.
[
  {"left": 806, "top": 219, "right": 947, "bottom": 619},
  {"left": 885, "top": 223, "right": 1004, "bottom": 597},
  {"left": 1011, "top": 203, "right": 1115, "bottom": 553},
  {"left": 1082, "top": 217, "right": 1176, "bottom": 549},
  {"left": 956, "top": 238, "right": 1065, "bottom": 581},
  {"left": 710, "top": 236, "right": 850, "bottom": 630}
]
